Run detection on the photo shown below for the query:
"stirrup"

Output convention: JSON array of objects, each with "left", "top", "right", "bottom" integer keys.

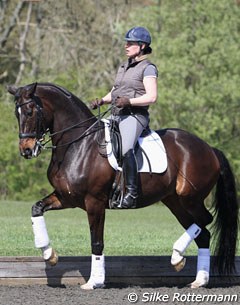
[
  {"left": 118, "top": 193, "right": 137, "bottom": 209},
  {"left": 111, "top": 200, "right": 123, "bottom": 209}
]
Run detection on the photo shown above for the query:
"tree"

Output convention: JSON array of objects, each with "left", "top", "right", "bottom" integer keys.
[
  {"left": 130, "top": 0, "right": 240, "bottom": 177},
  {"left": 0, "top": 0, "right": 239, "bottom": 200}
]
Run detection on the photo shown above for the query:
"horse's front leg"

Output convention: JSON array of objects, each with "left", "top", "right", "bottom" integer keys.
[
  {"left": 81, "top": 198, "right": 106, "bottom": 290},
  {"left": 31, "top": 192, "right": 63, "bottom": 266}
]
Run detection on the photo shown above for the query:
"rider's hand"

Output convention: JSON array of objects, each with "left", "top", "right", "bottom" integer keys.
[
  {"left": 90, "top": 98, "right": 104, "bottom": 110},
  {"left": 115, "top": 97, "right": 131, "bottom": 108}
]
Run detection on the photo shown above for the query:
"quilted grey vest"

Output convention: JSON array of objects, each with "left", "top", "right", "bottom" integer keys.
[{"left": 111, "top": 59, "right": 153, "bottom": 115}]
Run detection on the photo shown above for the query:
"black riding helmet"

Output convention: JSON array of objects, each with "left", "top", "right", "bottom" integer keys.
[{"left": 125, "top": 26, "right": 151, "bottom": 45}]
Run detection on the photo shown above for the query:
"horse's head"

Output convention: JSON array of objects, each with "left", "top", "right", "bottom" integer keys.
[{"left": 7, "top": 83, "right": 46, "bottom": 159}]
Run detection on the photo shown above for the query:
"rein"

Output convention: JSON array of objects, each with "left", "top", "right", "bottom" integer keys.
[{"left": 41, "top": 106, "right": 112, "bottom": 150}]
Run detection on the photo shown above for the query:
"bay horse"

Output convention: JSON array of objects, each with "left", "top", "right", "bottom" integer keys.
[{"left": 7, "top": 82, "right": 239, "bottom": 289}]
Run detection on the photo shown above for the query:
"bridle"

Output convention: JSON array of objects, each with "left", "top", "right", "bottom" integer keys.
[
  {"left": 15, "top": 94, "right": 112, "bottom": 152},
  {"left": 16, "top": 95, "right": 45, "bottom": 141}
]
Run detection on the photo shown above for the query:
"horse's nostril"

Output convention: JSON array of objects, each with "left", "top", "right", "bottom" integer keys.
[
  {"left": 23, "top": 148, "right": 32, "bottom": 157},
  {"left": 25, "top": 148, "right": 32, "bottom": 154}
]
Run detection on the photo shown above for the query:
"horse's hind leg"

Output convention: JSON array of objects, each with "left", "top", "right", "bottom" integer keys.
[
  {"left": 181, "top": 197, "right": 213, "bottom": 288},
  {"left": 31, "top": 192, "right": 63, "bottom": 266},
  {"left": 188, "top": 230, "right": 211, "bottom": 288},
  {"left": 163, "top": 196, "right": 199, "bottom": 271},
  {"left": 163, "top": 195, "right": 212, "bottom": 288}
]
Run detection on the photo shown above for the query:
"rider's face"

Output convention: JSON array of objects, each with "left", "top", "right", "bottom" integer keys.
[{"left": 125, "top": 41, "right": 142, "bottom": 58}]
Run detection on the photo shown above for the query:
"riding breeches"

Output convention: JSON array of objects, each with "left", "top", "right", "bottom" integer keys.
[{"left": 117, "top": 114, "right": 149, "bottom": 156}]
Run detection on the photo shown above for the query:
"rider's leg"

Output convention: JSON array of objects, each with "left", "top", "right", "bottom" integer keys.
[
  {"left": 121, "top": 148, "right": 138, "bottom": 208},
  {"left": 117, "top": 114, "right": 148, "bottom": 208}
]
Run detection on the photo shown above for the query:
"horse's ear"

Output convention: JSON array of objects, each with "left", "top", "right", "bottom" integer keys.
[
  {"left": 7, "top": 85, "right": 18, "bottom": 96},
  {"left": 26, "top": 82, "right": 38, "bottom": 96}
]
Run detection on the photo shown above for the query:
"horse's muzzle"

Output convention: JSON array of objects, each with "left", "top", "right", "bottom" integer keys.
[{"left": 19, "top": 139, "right": 41, "bottom": 159}]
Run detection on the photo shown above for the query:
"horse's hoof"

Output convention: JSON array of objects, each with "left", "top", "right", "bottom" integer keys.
[
  {"left": 81, "top": 281, "right": 105, "bottom": 290},
  {"left": 189, "top": 271, "right": 209, "bottom": 288},
  {"left": 46, "top": 249, "right": 58, "bottom": 266},
  {"left": 188, "top": 280, "right": 208, "bottom": 289},
  {"left": 173, "top": 257, "right": 186, "bottom": 272}
]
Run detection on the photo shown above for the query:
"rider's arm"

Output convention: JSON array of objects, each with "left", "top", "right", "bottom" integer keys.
[
  {"left": 129, "top": 65, "right": 158, "bottom": 106},
  {"left": 102, "top": 88, "right": 114, "bottom": 104},
  {"left": 129, "top": 76, "right": 158, "bottom": 106}
]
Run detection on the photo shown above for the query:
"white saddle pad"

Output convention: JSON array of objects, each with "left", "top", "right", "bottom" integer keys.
[{"left": 103, "top": 119, "right": 168, "bottom": 173}]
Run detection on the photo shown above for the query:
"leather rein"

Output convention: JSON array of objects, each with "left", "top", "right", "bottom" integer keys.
[{"left": 16, "top": 96, "right": 111, "bottom": 151}]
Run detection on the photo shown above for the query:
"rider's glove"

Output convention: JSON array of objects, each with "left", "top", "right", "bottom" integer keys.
[
  {"left": 115, "top": 97, "right": 131, "bottom": 108},
  {"left": 90, "top": 98, "right": 104, "bottom": 110}
]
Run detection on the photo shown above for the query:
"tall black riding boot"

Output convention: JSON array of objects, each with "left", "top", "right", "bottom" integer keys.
[{"left": 120, "top": 149, "right": 138, "bottom": 209}]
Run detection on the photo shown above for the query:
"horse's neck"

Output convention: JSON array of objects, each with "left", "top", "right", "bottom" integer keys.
[
  {"left": 53, "top": 104, "right": 93, "bottom": 125},
  {"left": 49, "top": 101, "right": 97, "bottom": 147},
  {"left": 39, "top": 84, "right": 97, "bottom": 144},
  {"left": 43, "top": 93, "right": 93, "bottom": 128},
  {"left": 52, "top": 108, "right": 94, "bottom": 134}
]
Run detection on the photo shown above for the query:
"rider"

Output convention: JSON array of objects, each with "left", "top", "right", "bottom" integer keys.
[{"left": 91, "top": 26, "right": 158, "bottom": 208}]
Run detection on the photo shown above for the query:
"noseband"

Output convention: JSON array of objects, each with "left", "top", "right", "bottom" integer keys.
[{"left": 16, "top": 95, "right": 45, "bottom": 141}]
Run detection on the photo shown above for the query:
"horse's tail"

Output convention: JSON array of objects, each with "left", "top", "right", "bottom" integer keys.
[{"left": 211, "top": 147, "right": 239, "bottom": 274}]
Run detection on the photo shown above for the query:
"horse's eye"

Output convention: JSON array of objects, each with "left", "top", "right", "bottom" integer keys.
[{"left": 26, "top": 108, "right": 33, "bottom": 117}]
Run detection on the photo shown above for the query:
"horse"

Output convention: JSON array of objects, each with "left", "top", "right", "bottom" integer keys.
[{"left": 7, "top": 82, "right": 239, "bottom": 289}]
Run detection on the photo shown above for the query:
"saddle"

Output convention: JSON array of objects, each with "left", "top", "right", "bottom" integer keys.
[
  {"left": 102, "top": 119, "right": 167, "bottom": 174},
  {"left": 108, "top": 120, "right": 151, "bottom": 168},
  {"left": 101, "top": 119, "right": 168, "bottom": 208},
  {"left": 108, "top": 121, "right": 123, "bottom": 166}
]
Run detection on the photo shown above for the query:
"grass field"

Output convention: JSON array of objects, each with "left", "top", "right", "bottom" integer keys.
[{"left": 0, "top": 200, "right": 239, "bottom": 257}]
